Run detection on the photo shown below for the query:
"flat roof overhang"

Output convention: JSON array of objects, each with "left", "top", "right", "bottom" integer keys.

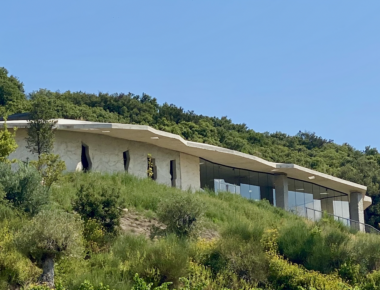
[{"left": 1, "top": 119, "right": 369, "bottom": 204}]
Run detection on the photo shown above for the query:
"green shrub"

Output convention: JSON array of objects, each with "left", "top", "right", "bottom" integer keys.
[
  {"left": 28, "top": 280, "right": 66, "bottom": 290},
  {"left": 131, "top": 274, "right": 171, "bottom": 290},
  {"left": 73, "top": 183, "right": 123, "bottom": 234},
  {"left": 222, "top": 237, "right": 269, "bottom": 285},
  {"left": 0, "top": 162, "right": 49, "bottom": 215},
  {"left": 187, "top": 260, "right": 261, "bottom": 290},
  {"left": 350, "top": 232, "right": 380, "bottom": 273},
  {"left": 268, "top": 254, "right": 353, "bottom": 290},
  {"left": 307, "top": 224, "right": 351, "bottom": 274},
  {"left": 338, "top": 262, "right": 361, "bottom": 285},
  {"left": 220, "top": 220, "right": 264, "bottom": 243},
  {"left": 78, "top": 280, "right": 113, "bottom": 290},
  {"left": 156, "top": 193, "right": 205, "bottom": 238},
  {"left": 0, "top": 202, "right": 15, "bottom": 220},
  {"left": 28, "top": 284, "right": 52, "bottom": 290},
  {"left": 197, "top": 224, "right": 268, "bottom": 286},
  {"left": 278, "top": 221, "right": 351, "bottom": 274},
  {"left": 83, "top": 218, "right": 109, "bottom": 254},
  {"left": 0, "top": 221, "right": 41, "bottom": 287},
  {"left": 112, "top": 234, "right": 190, "bottom": 287},
  {"left": 277, "top": 221, "right": 320, "bottom": 266},
  {"left": 30, "top": 153, "right": 66, "bottom": 188},
  {"left": 361, "top": 270, "right": 380, "bottom": 290}
]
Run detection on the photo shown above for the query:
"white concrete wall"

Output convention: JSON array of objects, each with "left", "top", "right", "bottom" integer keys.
[
  {"left": 9, "top": 129, "right": 39, "bottom": 164},
  {"left": 9, "top": 129, "right": 183, "bottom": 188},
  {"left": 179, "top": 153, "right": 200, "bottom": 191}
]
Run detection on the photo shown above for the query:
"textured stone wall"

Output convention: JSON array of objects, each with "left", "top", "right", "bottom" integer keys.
[
  {"left": 9, "top": 129, "right": 184, "bottom": 188},
  {"left": 179, "top": 153, "right": 200, "bottom": 191},
  {"left": 10, "top": 129, "right": 38, "bottom": 164}
]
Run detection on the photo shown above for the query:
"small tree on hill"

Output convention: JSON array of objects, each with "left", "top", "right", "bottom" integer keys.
[
  {"left": 16, "top": 209, "right": 84, "bottom": 287},
  {"left": 30, "top": 153, "right": 66, "bottom": 188},
  {"left": 0, "top": 119, "right": 17, "bottom": 163},
  {"left": 0, "top": 162, "right": 49, "bottom": 215},
  {"left": 26, "top": 95, "right": 57, "bottom": 158}
]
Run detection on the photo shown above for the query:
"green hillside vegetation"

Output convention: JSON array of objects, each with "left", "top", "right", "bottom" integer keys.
[
  {"left": 1, "top": 67, "right": 380, "bottom": 228},
  {"left": 2, "top": 166, "right": 380, "bottom": 289}
]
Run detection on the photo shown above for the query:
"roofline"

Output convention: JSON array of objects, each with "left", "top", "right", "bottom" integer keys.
[{"left": 276, "top": 163, "right": 367, "bottom": 191}]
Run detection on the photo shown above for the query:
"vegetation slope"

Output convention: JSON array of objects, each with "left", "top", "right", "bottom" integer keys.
[{"left": 2, "top": 169, "right": 380, "bottom": 290}]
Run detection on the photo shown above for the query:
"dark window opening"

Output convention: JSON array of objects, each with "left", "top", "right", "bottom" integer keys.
[
  {"left": 147, "top": 155, "right": 157, "bottom": 180},
  {"left": 123, "top": 151, "right": 130, "bottom": 172},
  {"left": 170, "top": 160, "right": 176, "bottom": 187},
  {"left": 81, "top": 143, "right": 92, "bottom": 172}
]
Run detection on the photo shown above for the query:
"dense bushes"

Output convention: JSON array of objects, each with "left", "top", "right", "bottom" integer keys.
[
  {"left": 73, "top": 183, "right": 123, "bottom": 234},
  {"left": 0, "top": 221, "right": 41, "bottom": 287},
  {"left": 277, "top": 220, "right": 351, "bottom": 274},
  {"left": 156, "top": 194, "right": 205, "bottom": 238},
  {"left": 115, "top": 234, "right": 190, "bottom": 287}
]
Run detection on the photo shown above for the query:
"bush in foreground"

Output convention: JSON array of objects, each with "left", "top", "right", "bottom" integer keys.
[
  {"left": 0, "top": 162, "right": 49, "bottom": 215},
  {"left": 156, "top": 193, "right": 205, "bottom": 238},
  {"left": 73, "top": 183, "right": 123, "bottom": 234},
  {"left": 16, "top": 209, "right": 84, "bottom": 287}
]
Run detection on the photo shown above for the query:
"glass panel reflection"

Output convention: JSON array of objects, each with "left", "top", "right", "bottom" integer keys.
[{"left": 199, "top": 159, "right": 349, "bottom": 221}]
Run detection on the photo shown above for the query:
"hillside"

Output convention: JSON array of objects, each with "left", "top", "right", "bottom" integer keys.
[
  {"left": 2, "top": 169, "right": 380, "bottom": 290},
  {"left": 1, "top": 66, "right": 380, "bottom": 230}
]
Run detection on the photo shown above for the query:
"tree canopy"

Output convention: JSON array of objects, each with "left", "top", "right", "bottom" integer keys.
[
  {"left": 16, "top": 209, "right": 84, "bottom": 286},
  {"left": 26, "top": 93, "right": 57, "bottom": 157},
  {"left": 0, "top": 67, "right": 27, "bottom": 112}
]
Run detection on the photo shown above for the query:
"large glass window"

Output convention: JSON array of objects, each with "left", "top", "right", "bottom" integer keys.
[
  {"left": 200, "top": 159, "right": 349, "bottom": 220},
  {"left": 287, "top": 177, "right": 348, "bottom": 221},
  {"left": 200, "top": 158, "right": 274, "bottom": 204}
]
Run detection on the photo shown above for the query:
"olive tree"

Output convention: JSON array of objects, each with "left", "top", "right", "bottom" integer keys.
[
  {"left": 0, "top": 162, "right": 49, "bottom": 215},
  {"left": 16, "top": 210, "right": 84, "bottom": 287}
]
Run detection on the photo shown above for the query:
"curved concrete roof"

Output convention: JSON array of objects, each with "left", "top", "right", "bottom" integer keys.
[{"left": 0, "top": 119, "right": 370, "bottom": 206}]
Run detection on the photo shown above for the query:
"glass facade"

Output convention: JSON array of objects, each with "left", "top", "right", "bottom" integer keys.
[
  {"left": 200, "top": 158, "right": 275, "bottom": 205},
  {"left": 200, "top": 158, "right": 350, "bottom": 221},
  {"left": 287, "top": 178, "right": 350, "bottom": 223}
]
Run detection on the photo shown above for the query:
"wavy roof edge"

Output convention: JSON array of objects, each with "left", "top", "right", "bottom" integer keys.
[{"left": 0, "top": 119, "right": 368, "bottom": 196}]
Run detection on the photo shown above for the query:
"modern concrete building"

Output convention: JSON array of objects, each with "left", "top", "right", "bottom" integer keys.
[{"left": 0, "top": 118, "right": 373, "bottom": 230}]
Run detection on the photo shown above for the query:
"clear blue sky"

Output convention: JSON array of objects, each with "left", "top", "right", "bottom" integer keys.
[{"left": 1, "top": 1, "right": 379, "bottom": 150}]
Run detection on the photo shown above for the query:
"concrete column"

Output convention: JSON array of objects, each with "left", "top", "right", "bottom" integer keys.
[
  {"left": 274, "top": 174, "right": 288, "bottom": 210},
  {"left": 349, "top": 192, "right": 365, "bottom": 232},
  {"left": 321, "top": 198, "right": 334, "bottom": 216}
]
